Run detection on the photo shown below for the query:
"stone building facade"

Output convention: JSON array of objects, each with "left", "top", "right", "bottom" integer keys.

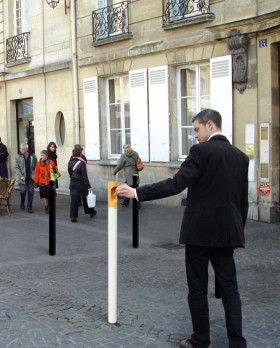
[{"left": 0, "top": 0, "right": 279, "bottom": 222}]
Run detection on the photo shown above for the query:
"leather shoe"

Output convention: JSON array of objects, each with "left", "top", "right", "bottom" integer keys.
[
  {"left": 20, "top": 204, "right": 25, "bottom": 210},
  {"left": 180, "top": 339, "right": 209, "bottom": 348},
  {"left": 28, "top": 208, "right": 33, "bottom": 213},
  {"left": 180, "top": 340, "right": 193, "bottom": 348},
  {"left": 71, "top": 218, "right": 77, "bottom": 223}
]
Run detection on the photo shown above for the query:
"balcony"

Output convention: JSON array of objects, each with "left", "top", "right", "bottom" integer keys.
[
  {"left": 92, "top": 1, "right": 132, "bottom": 46},
  {"left": 6, "top": 32, "right": 31, "bottom": 66},
  {"left": 162, "top": 0, "right": 214, "bottom": 29}
]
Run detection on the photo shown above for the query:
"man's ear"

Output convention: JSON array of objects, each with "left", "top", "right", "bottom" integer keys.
[{"left": 207, "top": 120, "right": 213, "bottom": 130}]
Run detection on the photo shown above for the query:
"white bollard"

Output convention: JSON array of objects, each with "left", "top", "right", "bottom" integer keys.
[{"left": 108, "top": 181, "right": 118, "bottom": 324}]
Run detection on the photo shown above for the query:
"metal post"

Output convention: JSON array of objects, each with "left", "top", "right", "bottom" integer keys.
[
  {"left": 132, "top": 174, "right": 139, "bottom": 248},
  {"left": 49, "top": 180, "right": 56, "bottom": 256},
  {"left": 108, "top": 181, "right": 118, "bottom": 324}
]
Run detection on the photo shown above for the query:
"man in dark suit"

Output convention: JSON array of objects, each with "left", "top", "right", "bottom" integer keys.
[{"left": 116, "top": 109, "right": 248, "bottom": 348}]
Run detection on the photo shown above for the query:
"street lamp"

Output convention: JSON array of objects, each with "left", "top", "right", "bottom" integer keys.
[{"left": 46, "top": 0, "right": 60, "bottom": 9}]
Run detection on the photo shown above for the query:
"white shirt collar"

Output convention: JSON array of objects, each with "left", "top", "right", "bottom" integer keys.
[{"left": 208, "top": 132, "right": 224, "bottom": 141}]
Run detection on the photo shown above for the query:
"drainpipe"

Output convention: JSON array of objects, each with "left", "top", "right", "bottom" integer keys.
[{"left": 70, "top": 0, "right": 80, "bottom": 144}]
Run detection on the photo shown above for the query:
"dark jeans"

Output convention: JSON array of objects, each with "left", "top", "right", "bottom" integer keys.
[
  {"left": 19, "top": 180, "right": 34, "bottom": 208},
  {"left": 185, "top": 245, "right": 247, "bottom": 348},
  {"left": 70, "top": 182, "right": 95, "bottom": 219}
]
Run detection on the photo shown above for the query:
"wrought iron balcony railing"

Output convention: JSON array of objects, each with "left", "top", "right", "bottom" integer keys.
[
  {"left": 162, "top": 0, "right": 211, "bottom": 25},
  {"left": 6, "top": 32, "right": 30, "bottom": 64},
  {"left": 92, "top": 1, "right": 129, "bottom": 42}
]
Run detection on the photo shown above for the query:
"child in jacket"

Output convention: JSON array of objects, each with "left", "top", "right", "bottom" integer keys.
[{"left": 34, "top": 150, "right": 59, "bottom": 213}]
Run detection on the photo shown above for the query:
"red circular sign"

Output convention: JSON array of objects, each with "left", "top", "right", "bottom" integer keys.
[{"left": 259, "top": 183, "right": 271, "bottom": 196}]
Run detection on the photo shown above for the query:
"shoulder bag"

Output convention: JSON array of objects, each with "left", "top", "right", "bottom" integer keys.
[{"left": 135, "top": 157, "right": 144, "bottom": 171}]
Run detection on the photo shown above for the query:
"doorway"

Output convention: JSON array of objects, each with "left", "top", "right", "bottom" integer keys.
[{"left": 16, "top": 98, "right": 35, "bottom": 153}]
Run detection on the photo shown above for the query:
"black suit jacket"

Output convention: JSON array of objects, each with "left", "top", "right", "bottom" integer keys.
[{"left": 137, "top": 135, "right": 249, "bottom": 248}]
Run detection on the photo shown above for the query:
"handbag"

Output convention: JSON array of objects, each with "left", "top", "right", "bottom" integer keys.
[
  {"left": 135, "top": 157, "right": 144, "bottom": 171},
  {"left": 87, "top": 190, "right": 96, "bottom": 208}
]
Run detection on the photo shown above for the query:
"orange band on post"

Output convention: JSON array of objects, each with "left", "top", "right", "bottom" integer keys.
[{"left": 108, "top": 181, "right": 118, "bottom": 208}]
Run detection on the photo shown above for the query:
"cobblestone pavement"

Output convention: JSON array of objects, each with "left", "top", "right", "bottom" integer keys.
[{"left": 0, "top": 190, "right": 279, "bottom": 348}]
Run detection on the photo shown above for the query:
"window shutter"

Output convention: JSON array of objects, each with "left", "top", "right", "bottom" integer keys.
[
  {"left": 129, "top": 69, "right": 149, "bottom": 162},
  {"left": 148, "top": 65, "right": 169, "bottom": 162},
  {"left": 210, "top": 55, "right": 232, "bottom": 143},
  {"left": 83, "top": 77, "right": 100, "bottom": 160}
]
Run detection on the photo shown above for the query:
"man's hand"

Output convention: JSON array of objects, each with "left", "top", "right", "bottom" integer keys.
[{"left": 116, "top": 184, "right": 135, "bottom": 198}]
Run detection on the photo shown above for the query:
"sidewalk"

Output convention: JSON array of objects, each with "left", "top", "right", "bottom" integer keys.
[{"left": 0, "top": 190, "right": 279, "bottom": 348}]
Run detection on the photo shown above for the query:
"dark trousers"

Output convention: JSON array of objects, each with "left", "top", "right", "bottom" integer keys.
[
  {"left": 185, "top": 245, "right": 247, "bottom": 348},
  {"left": 0, "top": 163, "right": 8, "bottom": 178},
  {"left": 20, "top": 180, "right": 34, "bottom": 208},
  {"left": 70, "top": 182, "right": 95, "bottom": 219}
]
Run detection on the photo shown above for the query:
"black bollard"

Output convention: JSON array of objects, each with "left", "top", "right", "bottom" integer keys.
[
  {"left": 214, "top": 275, "right": 221, "bottom": 299},
  {"left": 132, "top": 174, "right": 139, "bottom": 248},
  {"left": 49, "top": 180, "right": 56, "bottom": 256}
]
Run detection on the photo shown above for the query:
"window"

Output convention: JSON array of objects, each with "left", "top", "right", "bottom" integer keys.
[
  {"left": 16, "top": 98, "right": 35, "bottom": 153},
  {"left": 83, "top": 66, "right": 169, "bottom": 162},
  {"left": 14, "top": 0, "right": 26, "bottom": 35},
  {"left": 107, "top": 76, "right": 130, "bottom": 156},
  {"left": 177, "top": 63, "right": 210, "bottom": 158},
  {"left": 163, "top": 0, "right": 212, "bottom": 26},
  {"left": 15, "top": 0, "right": 22, "bottom": 34},
  {"left": 94, "top": 0, "right": 129, "bottom": 41},
  {"left": 55, "top": 112, "right": 65, "bottom": 146}
]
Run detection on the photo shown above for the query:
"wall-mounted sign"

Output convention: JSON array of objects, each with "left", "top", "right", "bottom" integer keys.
[
  {"left": 259, "top": 183, "right": 271, "bottom": 196},
  {"left": 260, "top": 123, "right": 270, "bottom": 182},
  {"left": 259, "top": 39, "right": 267, "bottom": 48}
]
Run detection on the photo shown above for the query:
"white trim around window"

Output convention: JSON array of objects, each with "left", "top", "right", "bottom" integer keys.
[
  {"left": 177, "top": 63, "right": 210, "bottom": 159},
  {"left": 106, "top": 75, "right": 130, "bottom": 158}
]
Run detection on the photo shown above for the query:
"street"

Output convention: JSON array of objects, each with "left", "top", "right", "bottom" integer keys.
[{"left": 0, "top": 191, "right": 279, "bottom": 347}]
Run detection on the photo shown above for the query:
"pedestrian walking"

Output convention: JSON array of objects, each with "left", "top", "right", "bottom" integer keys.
[
  {"left": 113, "top": 144, "right": 141, "bottom": 207},
  {"left": 70, "top": 144, "right": 87, "bottom": 206},
  {"left": 68, "top": 147, "right": 97, "bottom": 223},
  {"left": 0, "top": 137, "right": 9, "bottom": 178},
  {"left": 116, "top": 109, "right": 249, "bottom": 348},
  {"left": 34, "top": 150, "right": 59, "bottom": 214},
  {"left": 14, "top": 143, "right": 37, "bottom": 213},
  {"left": 47, "top": 141, "right": 59, "bottom": 188}
]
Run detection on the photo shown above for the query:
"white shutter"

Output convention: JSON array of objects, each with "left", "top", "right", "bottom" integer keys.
[
  {"left": 210, "top": 55, "right": 232, "bottom": 143},
  {"left": 83, "top": 77, "right": 100, "bottom": 160},
  {"left": 129, "top": 69, "right": 149, "bottom": 162},
  {"left": 149, "top": 65, "right": 169, "bottom": 162}
]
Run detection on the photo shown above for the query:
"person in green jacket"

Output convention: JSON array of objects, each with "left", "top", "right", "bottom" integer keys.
[{"left": 113, "top": 144, "right": 141, "bottom": 207}]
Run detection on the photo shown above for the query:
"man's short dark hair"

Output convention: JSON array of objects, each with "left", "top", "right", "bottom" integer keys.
[{"left": 192, "top": 109, "right": 222, "bottom": 129}]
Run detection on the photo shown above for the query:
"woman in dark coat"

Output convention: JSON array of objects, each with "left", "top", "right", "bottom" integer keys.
[
  {"left": 0, "top": 137, "right": 9, "bottom": 178},
  {"left": 47, "top": 142, "right": 59, "bottom": 187},
  {"left": 68, "top": 147, "right": 97, "bottom": 222}
]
